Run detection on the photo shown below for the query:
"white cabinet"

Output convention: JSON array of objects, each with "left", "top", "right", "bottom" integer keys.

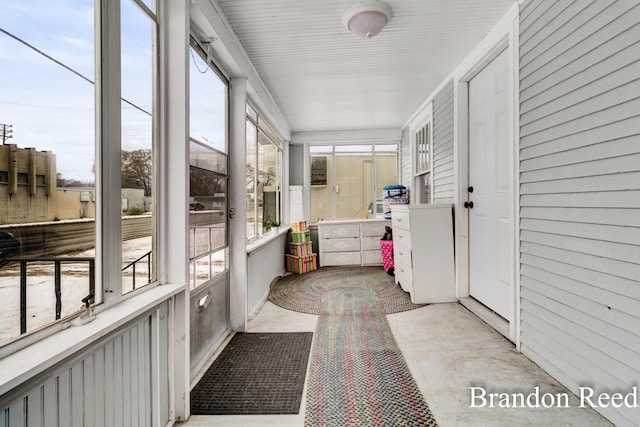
[
  {"left": 391, "top": 204, "right": 455, "bottom": 304},
  {"left": 318, "top": 220, "right": 389, "bottom": 267}
]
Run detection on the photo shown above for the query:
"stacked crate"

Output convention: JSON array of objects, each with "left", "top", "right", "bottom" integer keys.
[{"left": 286, "top": 221, "right": 317, "bottom": 274}]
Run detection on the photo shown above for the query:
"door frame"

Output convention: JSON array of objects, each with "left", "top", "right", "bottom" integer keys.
[{"left": 453, "top": 6, "right": 520, "bottom": 345}]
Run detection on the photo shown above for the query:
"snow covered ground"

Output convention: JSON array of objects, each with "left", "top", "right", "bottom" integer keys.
[
  {"left": 0, "top": 230, "right": 232, "bottom": 345},
  {"left": 0, "top": 236, "right": 153, "bottom": 346}
]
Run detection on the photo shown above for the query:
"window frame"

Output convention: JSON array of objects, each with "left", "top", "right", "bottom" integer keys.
[
  {"left": 119, "top": 0, "right": 159, "bottom": 296},
  {"left": 188, "top": 40, "right": 230, "bottom": 289},
  {"left": 0, "top": 0, "right": 163, "bottom": 354},
  {"left": 410, "top": 104, "right": 433, "bottom": 204},
  {"left": 309, "top": 143, "right": 399, "bottom": 222},
  {"left": 245, "top": 105, "right": 283, "bottom": 241}
]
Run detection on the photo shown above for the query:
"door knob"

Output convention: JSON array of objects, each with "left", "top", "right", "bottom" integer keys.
[
  {"left": 468, "top": 186, "right": 474, "bottom": 193},
  {"left": 464, "top": 201, "right": 474, "bottom": 209}
]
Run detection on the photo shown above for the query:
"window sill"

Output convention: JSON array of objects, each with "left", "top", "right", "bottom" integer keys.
[
  {"left": 0, "top": 283, "right": 186, "bottom": 396},
  {"left": 246, "top": 226, "right": 290, "bottom": 255}
]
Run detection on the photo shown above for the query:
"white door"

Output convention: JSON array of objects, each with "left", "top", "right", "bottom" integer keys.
[{"left": 468, "top": 49, "right": 512, "bottom": 320}]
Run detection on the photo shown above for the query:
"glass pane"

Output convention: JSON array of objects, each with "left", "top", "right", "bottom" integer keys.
[
  {"left": 310, "top": 145, "right": 332, "bottom": 153},
  {"left": 257, "top": 132, "right": 278, "bottom": 235},
  {"left": 335, "top": 145, "right": 372, "bottom": 153},
  {"left": 191, "top": 257, "right": 210, "bottom": 288},
  {"left": 188, "top": 43, "right": 228, "bottom": 289},
  {"left": 189, "top": 167, "right": 227, "bottom": 214},
  {"left": 310, "top": 155, "right": 333, "bottom": 222},
  {"left": 189, "top": 228, "right": 195, "bottom": 259},
  {"left": 189, "top": 167, "right": 227, "bottom": 258},
  {"left": 189, "top": 47, "right": 227, "bottom": 152},
  {"left": 335, "top": 154, "right": 373, "bottom": 220},
  {"left": 257, "top": 117, "right": 280, "bottom": 148},
  {"left": 189, "top": 249, "right": 226, "bottom": 290},
  {"left": 0, "top": 0, "right": 96, "bottom": 344},
  {"left": 415, "top": 173, "right": 431, "bottom": 204},
  {"left": 375, "top": 153, "right": 398, "bottom": 200},
  {"left": 190, "top": 140, "right": 227, "bottom": 175},
  {"left": 121, "top": 0, "right": 155, "bottom": 293},
  {"left": 246, "top": 120, "right": 257, "bottom": 240},
  {"left": 194, "top": 228, "right": 209, "bottom": 258},
  {"left": 375, "top": 144, "right": 398, "bottom": 152},
  {"left": 210, "top": 248, "right": 226, "bottom": 278},
  {"left": 246, "top": 104, "right": 258, "bottom": 122},
  {"left": 416, "top": 124, "right": 430, "bottom": 174},
  {"left": 139, "top": 0, "right": 154, "bottom": 13}
]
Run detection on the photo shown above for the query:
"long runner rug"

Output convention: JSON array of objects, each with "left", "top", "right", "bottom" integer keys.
[{"left": 305, "top": 287, "right": 438, "bottom": 426}]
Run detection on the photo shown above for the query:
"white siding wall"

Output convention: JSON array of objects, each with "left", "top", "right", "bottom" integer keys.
[
  {"left": 400, "top": 128, "right": 411, "bottom": 189},
  {"left": 247, "top": 233, "right": 287, "bottom": 316},
  {"left": 519, "top": 2, "right": 640, "bottom": 426},
  {"left": 0, "top": 306, "right": 170, "bottom": 427},
  {"left": 432, "top": 80, "right": 455, "bottom": 203}
]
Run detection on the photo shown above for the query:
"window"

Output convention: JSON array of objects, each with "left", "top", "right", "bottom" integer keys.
[
  {"left": 310, "top": 145, "right": 398, "bottom": 222},
  {"left": 246, "top": 106, "right": 283, "bottom": 240},
  {"left": 0, "top": 0, "right": 163, "bottom": 349},
  {"left": 414, "top": 121, "right": 432, "bottom": 204},
  {"left": 17, "top": 173, "right": 29, "bottom": 185},
  {"left": 120, "top": 0, "right": 156, "bottom": 294},
  {"left": 310, "top": 156, "right": 327, "bottom": 186},
  {"left": 0, "top": 0, "right": 96, "bottom": 346},
  {"left": 188, "top": 44, "right": 228, "bottom": 289}
]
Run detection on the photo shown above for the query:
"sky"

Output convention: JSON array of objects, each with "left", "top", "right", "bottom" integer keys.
[
  {"left": 1, "top": 0, "right": 97, "bottom": 182},
  {"left": 0, "top": 0, "right": 226, "bottom": 183}
]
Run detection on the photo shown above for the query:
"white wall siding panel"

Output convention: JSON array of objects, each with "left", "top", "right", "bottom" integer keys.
[
  {"left": 247, "top": 233, "right": 287, "bottom": 316},
  {"left": 519, "top": 1, "right": 640, "bottom": 426},
  {"left": 432, "top": 79, "right": 455, "bottom": 203},
  {"left": 0, "top": 306, "right": 170, "bottom": 427},
  {"left": 400, "top": 128, "right": 411, "bottom": 189}
]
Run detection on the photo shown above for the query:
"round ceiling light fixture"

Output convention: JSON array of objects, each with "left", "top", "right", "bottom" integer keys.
[{"left": 343, "top": 0, "right": 393, "bottom": 39}]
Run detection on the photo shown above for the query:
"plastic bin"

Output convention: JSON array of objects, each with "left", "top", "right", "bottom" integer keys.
[{"left": 380, "top": 240, "right": 394, "bottom": 272}]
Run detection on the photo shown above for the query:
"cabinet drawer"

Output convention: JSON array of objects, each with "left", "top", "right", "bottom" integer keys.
[
  {"left": 321, "top": 224, "right": 360, "bottom": 238},
  {"left": 361, "top": 221, "right": 387, "bottom": 237},
  {"left": 393, "top": 242, "right": 411, "bottom": 265},
  {"left": 361, "top": 236, "right": 381, "bottom": 251},
  {"left": 394, "top": 257, "right": 412, "bottom": 292},
  {"left": 322, "top": 251, "right": 362, "bottom": 266},
  {"left": 323, "top": 238, "right": 360, "bottom": 252},
  {"left": 391, "top": 210, "right": 410, "bottom": 230},
  {"left": 362, "top": 250, "right": 383, "bottom": 265},
  {"left": 393, "top": 228, "right": 412, "bottom": 248}
]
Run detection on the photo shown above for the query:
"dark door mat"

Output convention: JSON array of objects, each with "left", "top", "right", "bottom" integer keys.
[{"left": 191, "top": 332, "right": 313, "bottom": 415}]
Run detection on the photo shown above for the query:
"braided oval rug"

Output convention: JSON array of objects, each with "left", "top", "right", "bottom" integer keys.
[
  {"left": 269, "top": 266, "right": 425, "bottom": 315},
  {"left": 305, "top": 287, "right": 438, "bottom": 427}
]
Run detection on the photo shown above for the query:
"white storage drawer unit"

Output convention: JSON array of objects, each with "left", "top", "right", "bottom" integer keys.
[
  {"left": 391, "top": 204, "right": 455, "bottom": 304},
  {"left": 318, "top": 219, "right": 388, "bottom": 267}
]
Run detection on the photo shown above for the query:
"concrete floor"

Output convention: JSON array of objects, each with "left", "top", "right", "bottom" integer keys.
[{"left": 184, "top": 301, "right": 612, "bottom": 426}]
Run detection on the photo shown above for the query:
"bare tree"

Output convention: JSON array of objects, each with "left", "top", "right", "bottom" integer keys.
[{"left": 121, "top": 149, "right": 152, "bottom": 196}]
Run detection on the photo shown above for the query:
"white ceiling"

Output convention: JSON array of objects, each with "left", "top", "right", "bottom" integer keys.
[{"left": 216, "top": 0, "right": 516, "bottom": 133}]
